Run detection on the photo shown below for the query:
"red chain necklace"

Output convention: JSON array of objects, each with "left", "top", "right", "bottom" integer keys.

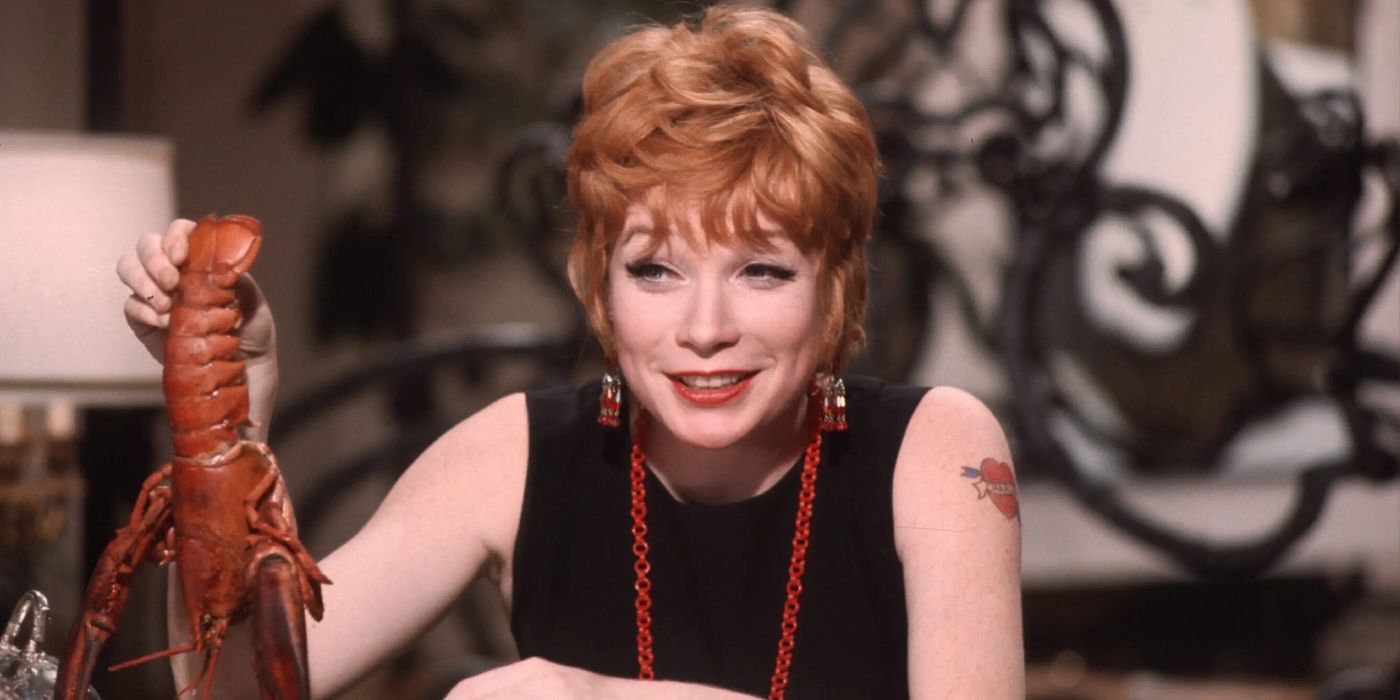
[{"left": 628, "top": 411, "right": 823, "bottom": 700}]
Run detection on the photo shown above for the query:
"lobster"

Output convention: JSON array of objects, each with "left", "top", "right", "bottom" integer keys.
[{"left": 56, "top": 215, "right": 330, "bottom": 700}]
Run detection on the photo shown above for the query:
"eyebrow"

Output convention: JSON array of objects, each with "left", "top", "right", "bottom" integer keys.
[{"left": 617, "top": 224, "right": 791, "bottom": 254}]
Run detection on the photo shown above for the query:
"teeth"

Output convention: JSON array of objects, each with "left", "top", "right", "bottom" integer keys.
[{"left": 680, "top": 374, "right": 745, "bottom": 389}]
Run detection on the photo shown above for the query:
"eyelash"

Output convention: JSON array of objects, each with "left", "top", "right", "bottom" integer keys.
[
  {"left": 624, "top": 261, "right": 672, "bottom": 281},
  {"left": 622, "top": 260, "right": 797, "bottom": 284},
  {"left": 742, "top": 263, "right": 796, "bottom": 281}
]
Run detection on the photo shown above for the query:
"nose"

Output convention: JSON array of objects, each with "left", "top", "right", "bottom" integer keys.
[{"left": 675, "top": 278, "right": 740, "bottom": 356}]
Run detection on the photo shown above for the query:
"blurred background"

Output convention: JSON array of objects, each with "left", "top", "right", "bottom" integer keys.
[{"left": 1, "top": 0, "right": 1396, "bottom": 698}]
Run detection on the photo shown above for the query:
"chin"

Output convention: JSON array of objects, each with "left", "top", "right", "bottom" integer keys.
[
  {"left": 658, "top": 410, "right": 750, "bottom": 450},
  {"left": 678, "top": 427, "right": 745, "bottom": 450}
]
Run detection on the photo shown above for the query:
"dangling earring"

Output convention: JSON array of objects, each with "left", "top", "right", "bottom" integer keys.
[
  {"left": 818, "top": 374, "right": 848, "bottom": 432},
  {"left": 599, "top": 368, "right": 623, "bottom": 427}
]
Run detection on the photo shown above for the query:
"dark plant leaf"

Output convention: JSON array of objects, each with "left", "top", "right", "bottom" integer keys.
[
  {"left": 250, "top": 6, "right": 381, "bottom": 146},
  {"left": 314, "top": 212, "right": 403, "bottom": 342},
  {"left": 398, "top": 33, "right": 472, "bottom": 96},
  {"left": 427, "top": 2, "right": 490, "bottom": 41},
  {"left": 307, "top": 53, "right": 383, "bottom": 145}
]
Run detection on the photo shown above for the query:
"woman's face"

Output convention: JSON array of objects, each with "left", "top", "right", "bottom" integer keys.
[{"left": 608, "top": 205, "right": 826, "bottom": 449}]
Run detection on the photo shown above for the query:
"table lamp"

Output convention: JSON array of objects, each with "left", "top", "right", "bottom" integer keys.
[{"left": 0, "top": 130, "right": 174, "bottom": 653}]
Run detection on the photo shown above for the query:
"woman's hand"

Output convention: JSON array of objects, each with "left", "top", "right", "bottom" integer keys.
[
  {"left": 115, "top": 218, "right": 276, "bottom": 365},
  {"left": 443, "top": 658, "right": 759, "bottom": 699},
  {"left": 115, "top": 218, "right": 280, "bottom": 438},
  {"left": 443, "top": 658, "right": 618, "bottom": 700}
]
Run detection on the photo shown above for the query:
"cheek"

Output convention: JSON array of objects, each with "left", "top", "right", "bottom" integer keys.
[
  {"left": 747, "top": 286, "right": 825, "bottom": 362},
  {"left": 799, "top": 301, "right": 828, "bottom": 362},
  {"left": 607, "top": 282, "right": 666, "bottom": 354},
  {"left": 799, "top": 285, "right": 830, "bottom": 367}
]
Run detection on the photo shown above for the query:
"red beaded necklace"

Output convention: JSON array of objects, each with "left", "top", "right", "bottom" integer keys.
[{"left": 627, "top": 410, "right": 824, "bottom": 700}]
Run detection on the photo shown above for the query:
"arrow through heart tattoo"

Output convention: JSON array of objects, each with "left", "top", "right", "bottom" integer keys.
[{"left": 960, "top": 458, "right": 1019, "bottom": 520}]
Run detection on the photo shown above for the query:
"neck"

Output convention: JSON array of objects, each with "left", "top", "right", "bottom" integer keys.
[{"left": 637, "top": 394, "right": 812, "bottom": 505}]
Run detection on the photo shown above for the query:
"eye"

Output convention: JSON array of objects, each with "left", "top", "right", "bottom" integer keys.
[
  {"left": 741, "top": 263, "right": 797, "bottom": 282},
  {"left": 624, "top": 260, "right": 675, "bottom": 283}
]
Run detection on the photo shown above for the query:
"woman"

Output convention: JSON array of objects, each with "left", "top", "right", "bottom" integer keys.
[{"left": 117, "top": 5, "right": 1022, "bottom": 698}]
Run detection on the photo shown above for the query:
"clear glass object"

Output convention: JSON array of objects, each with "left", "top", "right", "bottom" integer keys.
[{"left": 0, "top": 590, "right": 100, "bottom": 700}]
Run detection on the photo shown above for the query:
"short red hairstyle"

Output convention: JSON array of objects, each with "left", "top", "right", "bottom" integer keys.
[{"left": 566, "top": 4, "right": 879, "bottom": 369}]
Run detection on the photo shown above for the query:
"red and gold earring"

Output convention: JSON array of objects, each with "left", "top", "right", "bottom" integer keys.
[
  {"left": 599, "top": 369, "right": 623, "bottom": 427},
  {"left": 818, "top": 374, "right": 848, "bottom": 432}
]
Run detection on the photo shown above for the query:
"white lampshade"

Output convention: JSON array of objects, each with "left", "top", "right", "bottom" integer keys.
[{"left": 0, "top": 131, "right": 175, "bottom": 405}]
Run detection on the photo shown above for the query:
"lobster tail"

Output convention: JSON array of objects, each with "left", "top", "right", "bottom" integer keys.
[
  {"left": 186, "top": 215, "right": 262, "bottom": 282},
  {"left": 164, "top": 215, "right": 263, "bottom": 462}
]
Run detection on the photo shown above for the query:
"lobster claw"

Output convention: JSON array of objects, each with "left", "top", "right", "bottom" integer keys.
[
  {"left": 250, "top": 551, "right": 312, "bottom": 700},
  {"left": 55, "top": 467, "right": 174, "bottom": 700}
]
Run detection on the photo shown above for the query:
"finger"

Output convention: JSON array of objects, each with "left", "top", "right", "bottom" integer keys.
[
  {"left": 448, "top": 661, "right": 533, "bottom": 699},
  {"left": 233, "top": 274, "right": 268, "bottom": 318},
  {"left": 163, "top": 218, "right": 196, "bottom": 267},
  {"left": 275, "top": 475, "right": 299, "bottom": 530},
  {"left": 233, "top": 275, "right": 277, "bottom": 358},
  {"left": 124, "top": 294, "right": 169, "bottom": 331},
  {"left": 116, "top": 250, "right": 173, "bottom": 313},
  {"left": 137, "top": 231, "right": 181, "bottom": 292}
]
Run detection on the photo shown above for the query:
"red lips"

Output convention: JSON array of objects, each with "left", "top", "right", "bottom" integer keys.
[{"left": 667, "top": 371, "right": 756, "bottom": 407}]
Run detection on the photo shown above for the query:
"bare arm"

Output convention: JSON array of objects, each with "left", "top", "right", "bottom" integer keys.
[
  {"left": 893, "top": 387, "right": 1025, "bottom": 699},
  {"left": 307, "top": 393, "right": 528, "bottom": 695}
]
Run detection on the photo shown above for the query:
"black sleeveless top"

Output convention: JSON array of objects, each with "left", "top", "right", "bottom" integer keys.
[{"left": 512, "top": 376, "right": 927, "bottom": 698}]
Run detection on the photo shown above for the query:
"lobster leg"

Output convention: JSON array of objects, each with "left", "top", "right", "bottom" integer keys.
[
  {"left": 246, "top": 446, "right": 331, "bottom": 615},
  {"left": 56, "top": 464, "right": 175, "bottom": 700},
  {"left": 241, "top": 445, "right": 327, "bottom": 700}
]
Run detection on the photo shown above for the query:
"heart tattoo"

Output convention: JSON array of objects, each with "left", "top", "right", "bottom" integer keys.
[{"left": 960, "top": 458, "right": 1019, "bottom": 520}]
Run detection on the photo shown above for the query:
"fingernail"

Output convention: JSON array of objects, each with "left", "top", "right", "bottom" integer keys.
[{"left": 158, "top": 313, "right": 170, "bottom": 327}]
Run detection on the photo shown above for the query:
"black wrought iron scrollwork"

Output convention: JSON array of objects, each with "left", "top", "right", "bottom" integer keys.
[
  {"left": 816, "top": 0, "right": 1398, "bottom": 580},
  {"left": 494, "top": 120, "right": 584, "bottom": 317},
  {"left": 774, "top": 0, "right": 1400, "bottom": 579}
]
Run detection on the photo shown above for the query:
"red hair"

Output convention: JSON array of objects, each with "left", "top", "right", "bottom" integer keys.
[{"left": 566, "top": 4, "right": 879, "bottom": 369}]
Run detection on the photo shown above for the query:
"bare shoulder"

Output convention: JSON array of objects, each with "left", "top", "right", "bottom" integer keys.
[
  {"left": 891, "top": 385, "right": 1018, "bottom": 542},
  {"left": 369, "top": 392, "right": 529, "bottom": 560},
  {"left": 423, "top": 391, "right": 530, "bottom": 479},
  {"left": 904, "top": 385, "right": 1006, "bottom": 453}
]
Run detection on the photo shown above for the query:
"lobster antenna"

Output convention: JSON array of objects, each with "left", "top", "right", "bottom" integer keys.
[
  {"left": 171, "top": 643, "right": 219, "bottom": 700},
  {"left": 175, "top": 668, "right": 203, "bottom": 699},
  {"left": 203, "top": 642, "right": 223, "bottom": 700},
  {"left": 108, "top": 640, "right": 197, "bottom": 672}
]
